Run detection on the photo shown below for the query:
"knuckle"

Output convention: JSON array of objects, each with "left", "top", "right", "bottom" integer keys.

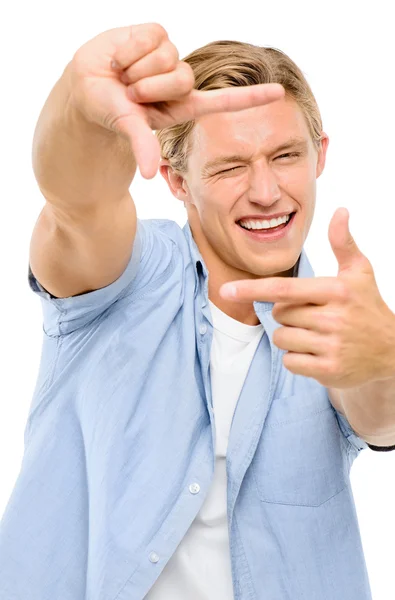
[
  {"left": 71, "top": 48, "right": 88, "bottom": 76},
  {"left": 149, "top": 22, "right": 168, "bottom": 39},
  {"left": 334, "top": 280, "right": 350, "bottom": 301},
  {"left": 275, "top": 280, "right": 289, "bottom": 299},
  {"left": 103, "top": 112, "right": 127, "bottom": 137},
  {"left": 133, "top": 34, "right": 155, "bottom": 57},
  {"left": 159, "top": 44, "right": 178, "bottom": 71},
  {"left": 322, "top": 311, "right": 343, "bottom": 331}
]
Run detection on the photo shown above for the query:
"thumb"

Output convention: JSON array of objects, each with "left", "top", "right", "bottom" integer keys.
[
  {"left": 117, "top": 114, "right": 160, "bottom": 180},
  {"left": 328, "top": 207, "right": 369, "bottom": 273}
]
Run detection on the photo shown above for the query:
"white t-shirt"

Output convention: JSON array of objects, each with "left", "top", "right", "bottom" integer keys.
[{"left": 145, "top": 300, "right": 265, "bottom": 599}]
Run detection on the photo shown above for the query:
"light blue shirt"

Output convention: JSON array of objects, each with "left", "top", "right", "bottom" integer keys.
[{"left": 0, "top": 218, "right": 375, "bottom": 599}]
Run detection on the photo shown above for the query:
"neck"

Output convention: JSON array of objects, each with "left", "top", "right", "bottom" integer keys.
[
  {"left": 208, "top": 278, "right": 261, "bottom": 325},
  {"left": 188, "top": 219, "right": 295, "bottom": 326}
]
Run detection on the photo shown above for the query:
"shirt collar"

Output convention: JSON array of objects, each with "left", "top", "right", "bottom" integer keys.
[
  {"left": 182, "top": 219, "right": 315, "bottom": 311},
  {"left": 182, "top": 220, "right": 209, "bottom": 278}
]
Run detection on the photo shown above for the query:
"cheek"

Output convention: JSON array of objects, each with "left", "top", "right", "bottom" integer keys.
[
  {"left": 207, "top": 178, "right": 246, "bottom": 218},
  {"left": 200, "top": 187, "right": 235, "bottom": 221},
  {"left": 280, "top": 170, "right": 316, "bottom": 213},
  {"left": 278, "top": 165, "right": 311, "bottom": 189},
  {"left": 198, "top": 198, "right": 234, "bottom": 245}
]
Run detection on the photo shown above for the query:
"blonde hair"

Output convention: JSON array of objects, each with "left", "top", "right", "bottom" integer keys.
[{"left": 155, "top": 40, "right": 323, "bottom": 174}]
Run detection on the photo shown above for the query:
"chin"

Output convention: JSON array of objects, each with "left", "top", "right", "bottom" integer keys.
[{"left": 242, "top": 256, "right": 299, "bottom": 279}]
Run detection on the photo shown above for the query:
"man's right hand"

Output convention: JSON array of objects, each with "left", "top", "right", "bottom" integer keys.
[{"left": 69, "top": 23, "right": 285, "bottom": 179}]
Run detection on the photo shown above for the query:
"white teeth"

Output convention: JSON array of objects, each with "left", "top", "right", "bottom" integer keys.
[{"left": 239, "top": 214, "right": 291, "bottom": 230}]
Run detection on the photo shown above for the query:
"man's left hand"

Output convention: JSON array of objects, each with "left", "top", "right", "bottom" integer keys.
[{"left": 220, "top": 207, "right": 395, "bottom": 388}]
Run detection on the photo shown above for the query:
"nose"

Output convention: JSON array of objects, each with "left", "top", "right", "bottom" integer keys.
[{"left": 248, "top": 161, "right": 281, "bottom": 206}]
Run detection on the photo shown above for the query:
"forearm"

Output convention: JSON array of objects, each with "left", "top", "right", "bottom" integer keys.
[
  {"left": 339, "top": 375, "right": 395, "bottom": 444},
  {"left": 32, "top": 61, "right": 137, "bottom": 223}
]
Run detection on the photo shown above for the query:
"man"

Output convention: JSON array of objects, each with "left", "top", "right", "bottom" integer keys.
[{"left": 1, "top": 22, "right": 394, "bottom": 600}]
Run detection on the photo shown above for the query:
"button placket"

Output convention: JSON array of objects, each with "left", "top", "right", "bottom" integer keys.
[{"left": 199, "top": 323, "right": 207, "bottom": 335}]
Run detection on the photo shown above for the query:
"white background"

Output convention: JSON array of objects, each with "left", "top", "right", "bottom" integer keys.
[{"left": 0, "top": 0, "right": 394, "bottom": 597}]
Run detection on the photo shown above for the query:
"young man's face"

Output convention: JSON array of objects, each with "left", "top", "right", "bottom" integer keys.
[{"left": 161, "top": 95, "right": 329, "bottom": 284}]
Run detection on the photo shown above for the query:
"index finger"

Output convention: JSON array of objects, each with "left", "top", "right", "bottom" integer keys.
[
  {"left": 220, "top": 277, "right": 342, "bottom": 304},
  {"left": 187, "top": 83, "right": 285, "bottom": 118}
]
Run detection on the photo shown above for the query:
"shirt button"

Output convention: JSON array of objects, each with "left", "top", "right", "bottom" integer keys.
[
  {"left": 199, "top": 324, "right": 207, "bottom": 335},
  {"left": 189, "top": 482, "right": 200, "bottom": 494},
  {"left": 149, "top": 552, "right": 160, "bottom": 563}
]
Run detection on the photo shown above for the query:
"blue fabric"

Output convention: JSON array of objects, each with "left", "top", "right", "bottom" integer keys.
[{"left": 0, "top": 218, "right": 373, "bottom": 600}]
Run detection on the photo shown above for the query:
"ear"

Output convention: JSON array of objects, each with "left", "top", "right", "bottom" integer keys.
[
  {"left": 316, "top": 132, "right": 329, "bottom": 179},
  {"left": 159, "top": 159, "right": 189, "bottom": 204}
]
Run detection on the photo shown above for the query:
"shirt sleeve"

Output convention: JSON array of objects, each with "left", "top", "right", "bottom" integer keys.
[
  {"left": 333, "top": 409, "right": 369, "bottom": 454},
  {"left": 333, "top": 408, "right": 395, "bottom": 452},
  {"left": 28, "top": 218, "right": 178, "bottom": 337}
]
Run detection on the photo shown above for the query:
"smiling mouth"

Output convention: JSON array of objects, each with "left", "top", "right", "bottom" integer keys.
[{"left": 236, "top": 212, "right": 296, "bottom": 232}]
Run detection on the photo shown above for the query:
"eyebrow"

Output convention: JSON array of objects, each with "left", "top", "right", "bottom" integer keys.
[{"left": 201, "top": 136, "right": 309, "bottom": 175}]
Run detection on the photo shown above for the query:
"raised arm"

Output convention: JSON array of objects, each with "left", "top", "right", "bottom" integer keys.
[{"left": 29, "top": 23, "right": 284, "bottom": 299}]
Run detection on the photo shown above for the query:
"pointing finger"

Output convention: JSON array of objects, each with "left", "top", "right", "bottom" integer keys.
[
  {"left": 220, "top": 277, "right": 344, "bottom": 304},
  {"left": 187, "top": 83, "right": 285, "bottom": 118}
]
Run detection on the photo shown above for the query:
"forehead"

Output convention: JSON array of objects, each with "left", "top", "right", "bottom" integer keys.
[{"left": 189, "top": 96, "right": 310, "bottom": 162}]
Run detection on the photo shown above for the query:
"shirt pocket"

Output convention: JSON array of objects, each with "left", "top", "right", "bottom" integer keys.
[{"left": 251, "top": 388, "right": 348, "bottom": 507}]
